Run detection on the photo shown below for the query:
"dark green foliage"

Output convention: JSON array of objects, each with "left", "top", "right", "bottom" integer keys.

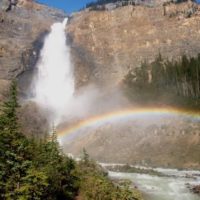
[
  {"left": 175, "top": 0, "right": 193, "bottom": 3},
  {"left": 0, "top": 81, "right": 31, "bottom": 199},
  {"left": 124, "top": 54, "right": 200, "bottom": 108},
  {"left": 15, "top": 168, "right": 49, "bottom": 200},
  {"left": 78, "top": 150, "right": 142, "bottom": 200},
  {"left": 105, "top": 164, "right": 165, "bottom": 177},
  {"left": 86, "top": 0, "right": 119, "bottom": 8},
  {"left": 85, "top": 0, "right": 192, "bottom": 10},
  {"left": 0, "top": 81, "right": 79, "bottom": 200},
  {"left": 86, "top": 0, "right": 135, "bottom": 10},
  {"left": 0, "top": 81, "right": 18, "bottom": 129},
  {"left": 0, "top": 81, "right": 141, "bottom": 200}
]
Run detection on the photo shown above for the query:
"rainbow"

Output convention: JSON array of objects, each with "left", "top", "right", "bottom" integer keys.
[{"left": 58, "top": 107, "right": 200, "bottom": 140}]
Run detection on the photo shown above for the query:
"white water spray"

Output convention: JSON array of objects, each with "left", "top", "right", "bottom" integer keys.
[{"left": 33, "top": 18, "right": 74, "bottom": 124}]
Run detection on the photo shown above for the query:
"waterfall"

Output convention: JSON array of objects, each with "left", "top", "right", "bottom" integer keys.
[{"left": 33, "top": 18, "right": 74, "bottom": 124}]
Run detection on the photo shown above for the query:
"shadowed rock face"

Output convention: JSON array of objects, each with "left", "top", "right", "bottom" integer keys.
[
  {"left": 67, "top": 1, "right": 200, "bottom": 88},
  {"left": 0, "top": 0, "right": 66, "bottom": 81},
  {"left": 18, "top": 101, "right": 49, "bottom": 138}
]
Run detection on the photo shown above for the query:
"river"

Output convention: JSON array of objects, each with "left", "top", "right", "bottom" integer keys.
[{"left": 108, "top": 167, "right": 200, "bottom": 200}]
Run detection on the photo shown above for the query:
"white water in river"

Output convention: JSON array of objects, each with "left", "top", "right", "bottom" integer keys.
[
  {"left": 33, "top": 18, "right": 74, "bottom": 124},
  {"left": 109, "top": 168, "right": 200, "bottom": 200}
]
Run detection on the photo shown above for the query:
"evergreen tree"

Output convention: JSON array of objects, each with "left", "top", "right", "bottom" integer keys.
[
  {"left": 0, "top": 80, "right": 19, "bottom": 132},
  {"left": 14, "top": 168, "right": 48, "bottom": 200},
  {"left": 0, "top": 81, "right": 31, "bottom": 199},
  {"left": 124, "top": 54, "right": 200, "bottom": 108},
  {"left": 0, "top": 81, "right": 142, "bottom": 200}
]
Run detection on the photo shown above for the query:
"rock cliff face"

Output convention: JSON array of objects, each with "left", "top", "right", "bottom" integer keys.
[
  {"left": 1, "top": 0, "right": 200, "bottom": 107},
  {"left": 0, "top": 0, "right": 66, "bottom": 136},
  {"left": 1, "top": 0, "right": 200, "bottom": 167},
  {"left": 64, "top": 1, "right": 200, "bottom": 168},
  {"left": 68, "top": 1, "right": 200, "bottom": 88},
  {"left": 0, "top": 0, "right": 66, "bottom": 97}
]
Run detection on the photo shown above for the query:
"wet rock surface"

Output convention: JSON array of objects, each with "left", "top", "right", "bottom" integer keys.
[
  {"left": 192, "top": 185, "right": 200, "bottom": 194},
  {"left": 186, "top": 183, "right": 200, "bottom": 195}
]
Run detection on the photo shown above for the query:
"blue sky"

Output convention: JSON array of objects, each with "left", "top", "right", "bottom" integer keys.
[
  {"left": 38, "top": 0, "right": 93, "bottom": 13},
  {"left": 38, "top": 0, "right": 199, "bottom": 14}
]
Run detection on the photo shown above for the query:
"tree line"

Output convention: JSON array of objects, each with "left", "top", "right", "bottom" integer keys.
[
  {"left": 0, "top": 81, "right": 142, "bottom": 200},
  {"left": 86, "top": 0, "right": 137, "bottom": 10},
  {"left": 85, "top": 0, "right": 192, "bottom": 10},
  {"left": 124, "top": 54, "right": 200, "bottom": 108}
]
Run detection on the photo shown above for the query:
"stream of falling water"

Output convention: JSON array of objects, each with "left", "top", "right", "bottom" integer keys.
[{"left": 33, "top": 18, "right": 74, "bottom": 125}]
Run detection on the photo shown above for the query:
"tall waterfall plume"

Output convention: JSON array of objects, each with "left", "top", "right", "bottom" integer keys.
[{"left": 33, "top": 19, "right": 74, "bottom": 124}]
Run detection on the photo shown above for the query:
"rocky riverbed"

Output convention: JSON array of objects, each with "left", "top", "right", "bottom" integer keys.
[{"left": 106, "top": 165, "right": 200, "bottom": 200}]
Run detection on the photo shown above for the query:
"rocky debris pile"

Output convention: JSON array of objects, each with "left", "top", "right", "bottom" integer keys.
[
  {"left": 192, "top": 185, "right": 200, "bottom": 194},
  {"left": 186, "top": 184, "right": 200, "bottom": 195},
  {"left": 163, "top": 0, "right": 199, "bottom": 18}
]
